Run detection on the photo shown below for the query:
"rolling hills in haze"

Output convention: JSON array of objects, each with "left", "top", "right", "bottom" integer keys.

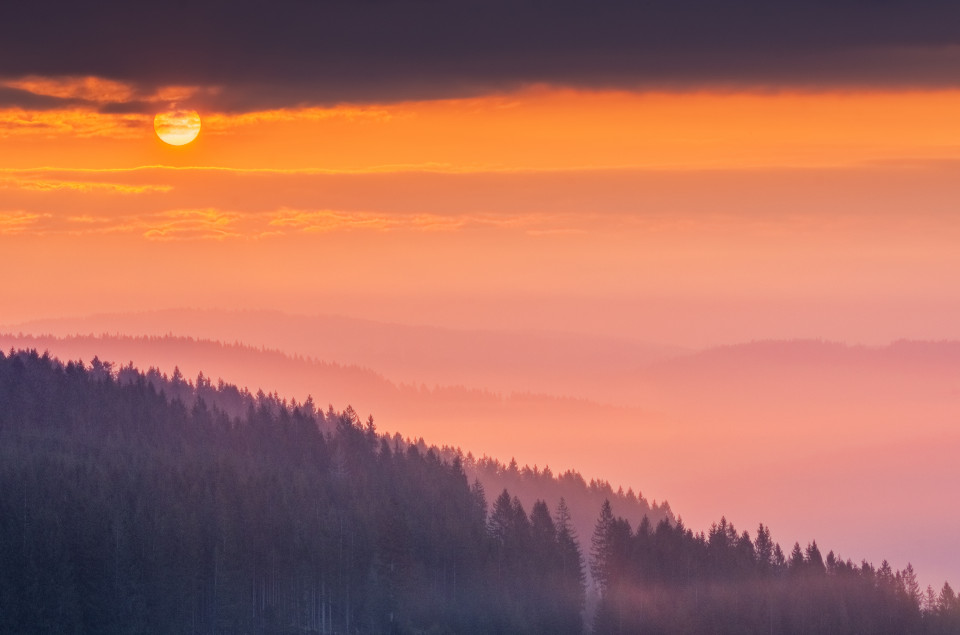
[
  {"left": 0, "top": 333, "right": 667, "bottom": 549},
  {"left": 3, "top": 322, "right": 960, "bottom": 591},
  {"left": 0, "top": 332, "right": 665, "bottom": 493},
  {"left": 2, "top": 349, "right": 958, "bottom": 634},
  {"left": 3, "top": 309, "right": 682, "bottom": 406}
]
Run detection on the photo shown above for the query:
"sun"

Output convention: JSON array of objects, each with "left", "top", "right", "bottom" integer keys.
[{"left": 154, "top": 108, "right": 201, "bottom": 145}]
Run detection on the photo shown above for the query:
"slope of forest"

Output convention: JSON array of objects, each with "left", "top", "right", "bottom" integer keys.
[
  {"left": 0, "top": 333, "right": 665, "bottom": 544},
  {"left": 2, "top": 349, "right": 959, "bottom": 633},
  {"left": 0, "top": 350, "right": 586, "bottom": 633}
]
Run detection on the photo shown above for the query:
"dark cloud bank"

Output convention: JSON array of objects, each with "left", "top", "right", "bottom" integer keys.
[{"left": 5, "top": 0, "right": 960, "bottom": 111}]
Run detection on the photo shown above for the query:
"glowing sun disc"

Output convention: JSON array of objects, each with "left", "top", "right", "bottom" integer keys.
[{"left": 154, "top": 109, "right": 201, "bottom": 145}]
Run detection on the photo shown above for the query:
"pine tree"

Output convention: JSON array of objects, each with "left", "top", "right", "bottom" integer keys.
[
  {"left": 529, "top": 500, "right": 556, "bottom": 546},
  {"left": 773, "top": 543, "right": 787, "bottom": 571},
  {"left": 590, "top": 499, "right": 614, "bottom": 595},
  {"left": 939, "top": 581, "right": 958, "bottom": 613},
  {"left": 754, "top": 523, "right": 774, "bottom": 571},
  {"left": 901, "top": 563, "right": 922, "bottom": 609},
  {"left": 805, "top": 541, "right": 825, "bottom": 575},
  {"left": 789, "top": 542, "right": 805, "bottom": 571},
  {"left": 924, "top": 585, "right": 938, "bottom": 614},
  {"left": 489, "top": 489, "right": 514, "bottom": 546},
  {"left": 555, "top": 498, "right": 586, "bottom": 612}
]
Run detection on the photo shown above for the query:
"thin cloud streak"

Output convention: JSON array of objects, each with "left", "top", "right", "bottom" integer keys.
[
  {"left": 7, "top": 160, "right": 960, "bottom": 224},
  {"left": 142, "top": 209, "right": 243, "bottom": 241},
  {"left": 0, "top": 208, "right": 241, "bottom": 239},
  {"left": 0, "top": 206, "right": 593, "bottom": 240},
  {"left": 268, "top": 209, "right": 576, "bottom": 235},
  {"left": 0, "top": 108, "right": 148, "bottom": 139},
  {"left": 0, "top": 176, "right": 171, "bottom": 194},
  {"left": 0, "top": 76, "right": 213, "bottom": 114},
  {"left": 0, "top": 211, "right": 49, "bottom": 235}
]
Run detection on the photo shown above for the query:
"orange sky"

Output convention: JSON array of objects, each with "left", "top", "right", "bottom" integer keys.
[
  {"left": 7, "top": 85, "right": 960, "bottom": 170},
  {"left": 4, "top": 85, "right": 960, "bottom": 342},
  {"left": 5, "top": 76, "right": 960, "bottom": 587}
]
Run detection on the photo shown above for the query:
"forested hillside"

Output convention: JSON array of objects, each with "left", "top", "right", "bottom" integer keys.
[
  {"left": 0, "top": 350, "right": 585, "bottom": 633},
  {"left": 1, "top": 349, "right": 958, "bottom": 634},
  {"left": 0, "top": 333, "right": 669, "bottom": 550}
]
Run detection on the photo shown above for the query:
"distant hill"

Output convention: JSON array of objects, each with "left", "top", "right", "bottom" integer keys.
[
  {"left": 635, "top": 338, "right": 960, "bottom": 427},
  {"left": 3, "top": 308, "right": 682, "bottom": 403},
  {"left": 5, "top": 330, "right": 960, "bottom": 591},
  {"left": 645, "top": 338, "right": 960, "bottom": 384}
]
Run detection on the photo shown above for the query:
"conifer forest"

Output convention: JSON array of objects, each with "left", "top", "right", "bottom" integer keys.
[{"left": 1, "top": 350, "right": 958, "bottom": 634}]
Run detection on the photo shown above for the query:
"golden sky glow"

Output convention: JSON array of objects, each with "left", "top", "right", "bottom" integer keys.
[
  {"left": 5, "top": 86, "right": 960, "bottom": 169},
  {"left": 4, "top": 82, "right": 960, "bottom": 337}
]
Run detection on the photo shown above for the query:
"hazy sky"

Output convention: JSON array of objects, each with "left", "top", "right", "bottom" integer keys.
[{"left": 4, "top": 85, "right": 960, "bottom": 344}]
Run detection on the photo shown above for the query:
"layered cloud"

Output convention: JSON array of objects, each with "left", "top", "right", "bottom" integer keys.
[
  {"left": 0, "top": 76, "right": 207, "bottom": 116},
  {"left": 5, "top": 1, "right": 960, "bottom": 111},
  {"left": 0, "top": 204, "right": 588, "bottom": 241},
  {"left": 0, "top": 207, "right": 240, "bottom": 239},
  {"left": 4, "top": 162, "right": 960, "bottom": 270}
]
